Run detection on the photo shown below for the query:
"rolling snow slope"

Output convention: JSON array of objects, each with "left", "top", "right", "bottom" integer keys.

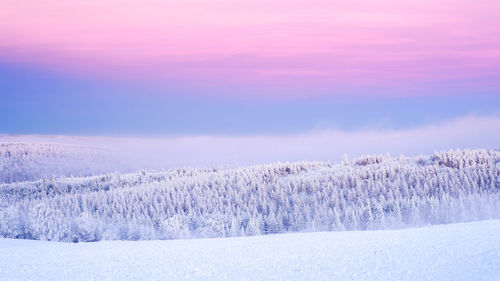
[{"left": 0, "top": 219, "right": 499, "bottom": 281}]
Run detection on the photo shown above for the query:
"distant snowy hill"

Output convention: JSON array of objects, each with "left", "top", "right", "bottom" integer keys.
[
  {"left": 1, "top": 219, "right": 499, "bottom": 280},
  {"left": 0, "top": 143, "right": 121, "bottom": 183},
  {"left": 1, "top": 147, "right": 499, "bottom": 242}
]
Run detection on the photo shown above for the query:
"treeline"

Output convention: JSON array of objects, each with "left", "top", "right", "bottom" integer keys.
[{"left": 0, "top": 149, "right": 499, "bottom": 242}]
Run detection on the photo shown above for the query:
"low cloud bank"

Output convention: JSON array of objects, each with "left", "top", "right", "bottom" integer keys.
[{"left": 1, "top": 115, "right": 499, "bottom": 170}]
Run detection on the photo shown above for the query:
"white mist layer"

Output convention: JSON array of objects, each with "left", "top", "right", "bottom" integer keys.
[{"left": 1, "top": 115, "right": 500, "bottom": 171}]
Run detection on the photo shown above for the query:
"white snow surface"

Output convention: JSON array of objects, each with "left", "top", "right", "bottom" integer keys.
[{"left": 1, "top": 220, "right": 499, "bottom": 281}]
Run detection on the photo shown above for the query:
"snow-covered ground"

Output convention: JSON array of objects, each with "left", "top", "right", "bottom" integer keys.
[{"left": 1, "top": 220, "right": 499, "bottom": 281}]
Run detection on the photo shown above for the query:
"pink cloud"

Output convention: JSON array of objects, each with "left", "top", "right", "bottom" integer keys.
[{"left": 1, "top": 0, "right": 500, "bottom": 98}]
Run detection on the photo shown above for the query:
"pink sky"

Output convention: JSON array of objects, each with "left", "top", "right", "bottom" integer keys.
[{"left": 1, "top": 0, "right": 500, "bottom": 98}]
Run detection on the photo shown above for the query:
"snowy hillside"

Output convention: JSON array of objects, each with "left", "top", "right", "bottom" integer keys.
[
  {"left": 0, "top": 219, "right": 499, "bottom": 280},
  {"left": 1, "top": 147, "right": 499, "bottom": 242}
]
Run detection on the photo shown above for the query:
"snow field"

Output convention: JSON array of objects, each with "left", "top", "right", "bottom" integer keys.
[{"left": 1, "top": 219, "right": 499, "bottom": 281}]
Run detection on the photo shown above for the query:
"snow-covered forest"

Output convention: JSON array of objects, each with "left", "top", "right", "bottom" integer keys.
[{"left": 0, "top": 144, "right": 499, "bottom": 242}]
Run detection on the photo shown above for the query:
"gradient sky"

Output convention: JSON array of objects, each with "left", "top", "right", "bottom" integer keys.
[{"left": 1, "top": 0, "right": 499, "bottom": 135}]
